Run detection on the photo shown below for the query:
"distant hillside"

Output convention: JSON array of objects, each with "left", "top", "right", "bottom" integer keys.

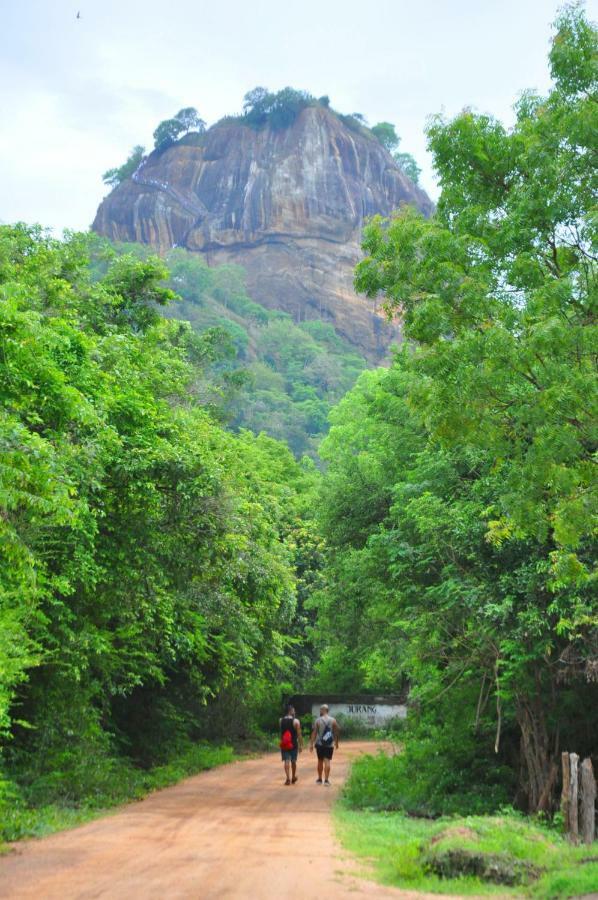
[
  {"left": 97, "top": 242, "right": 366, "bottom": 457},
  {"left": 93, "top": 94, "right": 433, "bottom": 362}
]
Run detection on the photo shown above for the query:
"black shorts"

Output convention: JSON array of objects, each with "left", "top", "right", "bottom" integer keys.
[{"left": 316, "top": 745, "right": 334, "bottom": 760}]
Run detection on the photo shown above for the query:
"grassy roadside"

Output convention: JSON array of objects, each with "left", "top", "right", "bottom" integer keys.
[
  {"left": 334, "top": 746, "right": 598, "bottom": 898},
  {"left": 1, "top": 742, "right": 244, "bottom": 848},
  {"left": 335, "top": 806, "right": 598, "bottom": 897}
]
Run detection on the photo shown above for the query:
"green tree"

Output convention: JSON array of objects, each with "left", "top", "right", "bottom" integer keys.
[
  {"left": 242, "top": 86, "right": 316, "bottom": 129},
  {"left": 0, "top": 225, "right": 314, "bottom": 813},
  {"left": 102, "top": 145, "right": 145, "bottom": 188},
  {"left": 315, "top": 4, "right": 597, "bottom": 813},
  {"left": 371, "top": 122, "right": 420, "bottom": 183},
  {"left": 242, "top": 86, "right": 272, "bottom": 125},
  {"left": 392, "top": 151, "right": 421, "bottom": 184},
  {"left": 153, "top": 107, "right": 206, "bottom": 150},
  {"left": 174, "top": 107, "right": 206, "bottom": 134},
  {"left": 153, "top": 118, "right": 184, "bottom": 150},
  {"left": 371, "top": 121, "right": 400, "bottom": 152}
]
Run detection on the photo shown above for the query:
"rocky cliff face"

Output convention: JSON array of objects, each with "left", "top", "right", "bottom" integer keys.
[{"left": 93, "top": 107, "right": 433, "bottom": 360}]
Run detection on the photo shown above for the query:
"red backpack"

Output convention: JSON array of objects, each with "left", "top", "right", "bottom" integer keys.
[{"left": 280, "top": 722, "right": 294, "bottom": 751}]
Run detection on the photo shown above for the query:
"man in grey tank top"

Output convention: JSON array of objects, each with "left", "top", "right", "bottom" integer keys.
[{"left": 309, "top": 704, "right": 339, "bottom": 785}]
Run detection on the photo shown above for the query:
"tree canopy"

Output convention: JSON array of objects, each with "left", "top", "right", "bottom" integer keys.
[
  {"left": 153, "top": 107, "right": 206, "bottom": 150},
  {"left": 102, "top": 145, "right": 145, "bottom": 188},
  {"left": 0, "top": 225, "right": 316, "bottom": 818},
  {"left": 241, "top": 86, "right": 318, "bottom": 129},
  {"left": 311, "top": 2, "right": 597, "bottom": 814},
  {"left": 371, "top": 121, "right": 421, "bottom": 183}
]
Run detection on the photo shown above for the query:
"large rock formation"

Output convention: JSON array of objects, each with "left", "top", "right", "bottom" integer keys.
[{"left": 93, "top": 106, "right": 433, "bottom": 360}]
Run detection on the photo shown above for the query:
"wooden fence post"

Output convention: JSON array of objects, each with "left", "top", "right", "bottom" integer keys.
[
  {"left": 562, "top": 752, "right": 571, "bottom": 833},
  {"left": 580, "top": 757, "right": 596, "bottom": 845},
  {"left": 570, "top": 753, "right": 580, "bottom": 843}
]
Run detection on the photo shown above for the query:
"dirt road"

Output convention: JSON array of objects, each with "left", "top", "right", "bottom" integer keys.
[{"left": 0, "top": 741, "right": 442, "bottom": 900}]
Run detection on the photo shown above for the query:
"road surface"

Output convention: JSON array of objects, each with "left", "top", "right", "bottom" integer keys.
[{"left": 0, "top": 742, "right": 444, "bottom": 899}]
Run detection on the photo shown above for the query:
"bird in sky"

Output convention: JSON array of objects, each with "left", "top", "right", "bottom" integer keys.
[{"left": 76, "top": 11, "right": 81, "bottom": 18}]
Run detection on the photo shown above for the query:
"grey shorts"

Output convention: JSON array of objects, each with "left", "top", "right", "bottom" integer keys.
[{"left": 281, "top": 748, "right": 298, "bottom": 762}]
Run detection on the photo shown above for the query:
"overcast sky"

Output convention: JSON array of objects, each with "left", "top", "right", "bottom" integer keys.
[{"left": 1, "top": 0, "right": 595, "bottom": 234}]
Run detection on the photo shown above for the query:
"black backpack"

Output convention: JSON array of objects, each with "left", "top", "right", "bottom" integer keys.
[{"left": 320, "top": 719, "right": 334, "bottom": 745}]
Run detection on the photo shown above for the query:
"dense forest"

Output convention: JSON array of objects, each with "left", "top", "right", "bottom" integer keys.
[
  {"left": 0, "top": 3, "right": 596, "bottom": 862},
  {"left": 0, "top": 225, "right": 321, "bottom": 829}
]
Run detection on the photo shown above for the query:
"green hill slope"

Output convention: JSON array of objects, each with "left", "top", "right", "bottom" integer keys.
[{"left": 98, "top": 242, "right": 367, "bottom": 457}]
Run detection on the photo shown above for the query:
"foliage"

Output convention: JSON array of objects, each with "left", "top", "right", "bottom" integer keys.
[
  {"left": 313, "top": 5, "right": 597, "bottom": 814},
  {"left": 0, "top": 742, "right": 234, "bottom": 843},
  {"left": 174, "top": 107, "right": 206, "bottom": 133},
  {"left": 335, "top": 805, "right": 598, "bottom": 897},
  {"left": 392, "top": 150, "right": 421, "bottom": 184},
  {"left": 102, "top": 145, "right": 145, "bottom": 189},
  {"left": 336, "top": 112, "right": 370, "bottom": 134},
  {"left": 153, "top": 118, "right": 183, "bottom": 150},
  {"left": 242, "top": 86, "right": 318, "bottom": 129},
  {"left": 0, "top": 224, "right": 313, "bottom": 812},
  {"left": 344, "top": 719, "right": 514, "bottom": 817},
  {"left": 100, "top": 243, "right": 367, "bottom": 458},
  {"left": 153, "top": 107, "right": 206, "bottom": 150},
  {"left": 371, "top": 121, "right": 420, "bottom": 182},
  {"left": 371, "top": 121, "right": 399, "bottom": 152}
]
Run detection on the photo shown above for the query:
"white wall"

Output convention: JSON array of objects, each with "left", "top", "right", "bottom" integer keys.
[{"left": 311, "top": 702, "right": 407, "bottom": 728}]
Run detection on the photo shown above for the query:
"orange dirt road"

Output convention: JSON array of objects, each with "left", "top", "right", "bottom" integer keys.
[{"left": 0, "top": 741, "right": 447, "bottom": 900}]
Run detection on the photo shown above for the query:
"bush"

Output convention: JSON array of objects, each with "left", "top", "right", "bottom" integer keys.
[
  {"left": 333, "top": 713, "right": 375, "bottom": 739},
  {"left": 344, "top": 725, "right": 514, "bottom": 817}
]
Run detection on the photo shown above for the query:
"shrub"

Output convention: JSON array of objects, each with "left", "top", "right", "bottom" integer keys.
[{"left": 343, "top": 718, "right": 515, "bottom": 817}]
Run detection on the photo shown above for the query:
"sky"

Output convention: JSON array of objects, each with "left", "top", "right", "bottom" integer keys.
[{"left": 1, "top": 0, "right": 596, "bottom": 234}]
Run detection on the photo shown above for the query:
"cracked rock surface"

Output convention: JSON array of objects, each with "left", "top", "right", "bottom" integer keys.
[{"left": 93, "top": 107, "right": 433, "bottom": 361}]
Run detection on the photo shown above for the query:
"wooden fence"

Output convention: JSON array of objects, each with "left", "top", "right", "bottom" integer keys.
[{"left": 561, "top": 752, "right": 596, "bottom": 844}]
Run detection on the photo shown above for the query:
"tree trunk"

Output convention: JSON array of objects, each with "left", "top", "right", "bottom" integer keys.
[
  {"left": 580, "top": 757, "right": 596, "bottom": 845},
  {"left": 570, "top": 753, "right": 579, "bottom": 842},
  {"left": 561, "top": 752, "right": 571, "bottom": 833},
  {"left": 516, "top": 693, "right": 557, "bottom": 813}
]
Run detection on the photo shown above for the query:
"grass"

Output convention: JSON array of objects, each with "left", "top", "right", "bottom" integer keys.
[
  {"left": 334, "top": 807, "right": 598, "bottom": 897},
  {"left": 1, "top": 742, "right": 236, "bottom": 846},
  {"left": 336, "top": 743, "right": 598, "bottom": 897}
]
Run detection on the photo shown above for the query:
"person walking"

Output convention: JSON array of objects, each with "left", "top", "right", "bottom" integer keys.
[
  {"left": 279, "top": 703, "right": 302, "bottom": 785},
  {"left": 309, "top": 704, "right": 339, "bottom": 785}
]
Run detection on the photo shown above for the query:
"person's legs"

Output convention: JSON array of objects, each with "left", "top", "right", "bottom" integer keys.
[
  {"left": 291, "top": 749, "right": 298, "bottom": 783},
  {"left": 316, "top": 750, "right": 324, "bottom": 782},
  {"left": 323, "top": 757, "right": 331, "bottom": 782},
  {"left": 283, "top": 753, "right": 291, "bottom": 784}
]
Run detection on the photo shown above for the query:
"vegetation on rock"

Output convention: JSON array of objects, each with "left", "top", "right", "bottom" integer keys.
[
  {"left": 153, "top": 106, "right": 206, "bottom": 150},
  {"left": 241, "top": 86, "right": 318, "bottom": 129},
  {"left": 103, "top": 90, "right": 423, "bottom": 191},
  {"left": 93, "top": 241, "right": 367, "bottom": 458},
  {"left": 102, "top": 144, "right": 145, "bottom": 188},
  {"left": 370, "top": 121, "right": 421, "bottom": 183}
]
